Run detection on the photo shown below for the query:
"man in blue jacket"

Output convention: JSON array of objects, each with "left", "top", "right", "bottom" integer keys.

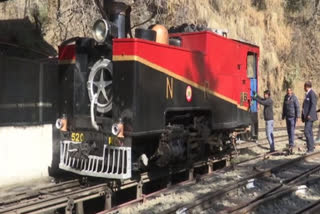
[
  {"left": 316, "top": 107, "right": 320, "bottom": 143},
  {"left": 302, "top": 81, "right": 318, "bottom": 153},
  {"left": 253, "top": 90, "right": 275, "bottom": 152},
  {"left": 282, "top": 88, "right": 300, "bottom": 153}
]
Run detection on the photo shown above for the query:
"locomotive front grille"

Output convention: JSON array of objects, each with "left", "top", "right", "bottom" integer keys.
[{"left": 59, "top": 141, "right": 131, "bottom": 179}]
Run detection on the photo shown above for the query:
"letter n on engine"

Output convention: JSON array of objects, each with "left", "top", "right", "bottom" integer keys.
[{"left": 166, "top": 77, "right": 174, "bottom": 99}]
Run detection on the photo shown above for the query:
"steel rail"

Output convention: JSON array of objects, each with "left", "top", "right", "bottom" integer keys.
[
  {"left": 0, "top": 155, "right": 233, "bottom": 214},
  {"left": 0, "top": 183, "right": 109, "bottom": 214},
  {"left": 98, "top": 148, "right": 287, "bottom": 214},
  {"left": 258, "top": 125, "right": 305, "bottom": 132},
  {"left": 230, "top": 175, "right": 320, "bottom": 214},
  {"left": 225, "top": 164, "right": 320, "bottom": 213},
  {"left": 294, "top": 199, "right": 320, "bottom": 214},
  {"left": 1, "top": 127, "right": 317, "bottom": 213},
  {"left": 161, "top": 151, "right": 320, "bottom": 214},
  {"left": 0, "top": 179, "right": 81, "bottom": 206},
  {"left": 97, "top": 128, "right": 319, "bottom": 213},
  {"left": 237, "top": 128, "right": 318, "bottom": 149}
]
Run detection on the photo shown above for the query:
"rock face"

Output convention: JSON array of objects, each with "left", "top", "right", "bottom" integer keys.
[{"left": 0, "top": 0, "right": 320, "bottom": 126}]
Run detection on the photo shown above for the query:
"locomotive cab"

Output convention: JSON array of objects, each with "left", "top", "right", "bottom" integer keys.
[{"left": 54, "top": 2, "right": 259, "bottom": 180}]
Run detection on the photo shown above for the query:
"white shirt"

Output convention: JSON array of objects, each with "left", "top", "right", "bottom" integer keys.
[{"left": 305, "top": 88, "right": 311, "bottom": 96}]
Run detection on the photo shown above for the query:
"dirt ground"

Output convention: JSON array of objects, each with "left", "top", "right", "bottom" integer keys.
[
  {"left": 117, "top": 129, "right": 320, "bottom": 214},
  {"left": 0, "top": 128, "right": 319, "bottom": 214}
]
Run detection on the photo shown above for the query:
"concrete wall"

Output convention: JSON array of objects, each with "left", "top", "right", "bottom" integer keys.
[{"left": 0, "top": 125, "right": 52, "bottom": 187}]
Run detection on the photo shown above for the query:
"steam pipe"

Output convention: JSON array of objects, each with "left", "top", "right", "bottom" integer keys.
[
  {"left": 112, "top": 13, "right": 126, "bottom": 38},
  {"left": 103, "top": 1, "right": 130, "bottom": 38}
]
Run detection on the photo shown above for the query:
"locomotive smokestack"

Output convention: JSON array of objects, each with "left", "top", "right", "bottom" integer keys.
[{"left": 103, "top": 1, "right": 130, "bottom": 38}]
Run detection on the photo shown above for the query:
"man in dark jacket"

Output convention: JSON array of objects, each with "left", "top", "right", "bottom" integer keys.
[
  {"left": 253, "top": 90, "right": 275, "bottom": 152},
  {"left": 316, "top": 92, "right": 320, "bottom": 144},
  {"left": 302, "top": 81, "right": 318, "bottom": 153},
  {"left": 316, "top": 107, "right": 320, "bottom": 143},
  {"left": 282, "top": 88, "right": 300, "bottom": 152}
]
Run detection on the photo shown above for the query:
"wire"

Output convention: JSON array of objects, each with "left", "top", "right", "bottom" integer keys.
[{"left": 130, "top": 12, "right": 156, "bottom": 29}]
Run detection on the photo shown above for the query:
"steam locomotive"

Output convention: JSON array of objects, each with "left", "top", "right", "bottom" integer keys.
[{"left": 53, "top": 2, "right": 259, "bottom": 179}]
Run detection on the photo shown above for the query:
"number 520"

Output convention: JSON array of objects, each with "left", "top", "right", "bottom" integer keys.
[{"left": 71, "top": 132, "right": 84, "bottom": 142}]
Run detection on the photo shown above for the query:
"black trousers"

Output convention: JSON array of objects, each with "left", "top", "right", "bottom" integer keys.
[
  {"left": 304, "top": 120, "right": 314, "bottom": 152},
  {"left": 286, "top": 117, "right": 296, "bottom": 146}
]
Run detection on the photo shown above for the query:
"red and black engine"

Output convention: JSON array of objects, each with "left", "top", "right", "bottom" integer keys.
[{"left": 53, "top": 1, "right": 259, "bottom": 179}]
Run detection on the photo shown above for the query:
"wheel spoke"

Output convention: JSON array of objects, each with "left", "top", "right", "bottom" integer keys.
[
  {"left": 97, "top": 88, "right": 102, "bottom": 97},
  {"left": 105, "top": 81, "right": 112, "bottom": 87},
  {"left": 100, "top": 69, "right": 104, "bottom": 81},
  {"left": 102, "top": 89, "right": 109, "bottom": 102},
  {"left": 93, "top": 81, "right": 99, "bottom": 87}
]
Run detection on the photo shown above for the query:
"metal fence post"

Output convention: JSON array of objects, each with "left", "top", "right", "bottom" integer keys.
[{"left": 39, "top": 62, "right": 44, "bottom": 123}]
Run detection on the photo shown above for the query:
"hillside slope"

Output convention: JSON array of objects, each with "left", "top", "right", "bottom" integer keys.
[{"left": 0, "top": 0, "right": 319, "bottom": 126}]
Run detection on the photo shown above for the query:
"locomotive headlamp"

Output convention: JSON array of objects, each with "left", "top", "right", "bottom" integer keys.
[
  {"left": 111, "top": 119, "right": 124, "bottom": 138},
  {"left": 111, "top": 123, "right": 120, "bottom": 136},
  {"left": 55, "top": 118, "right": 63, "bottom": 130},
  {"left": 93, "top": 19, "right": 109, "bottom": 43},
  {"left": 55, "top": 114, "right": 67, "bottom": 131}
]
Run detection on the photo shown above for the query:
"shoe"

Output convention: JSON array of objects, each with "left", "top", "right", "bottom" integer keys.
[
  {"left": 306, "top": 150, "right": 314, "bottom": 154},
  {"left": 288, "top": 146, "right": 293, "bottom": 155}
]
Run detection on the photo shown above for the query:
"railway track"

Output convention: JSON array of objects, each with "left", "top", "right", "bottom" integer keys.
[
  {"left": 237, "top": 125, "right": 311, "bottom": 149},
  {"left": 160, "top": 151, "right": 320, "bottom": 214},
  {"left": 99, "top": 130, "right": 311, "bottom": 214},
  {"left": 100, "top": 129, "right": 320, "bottom": 214},
  {"left": 0, "top": 179, "right": 110, "bottom": 214},
  {"left": 98, "top": 149, "right": 279, "bottom": 214},
  {"left": 1, "top": 152, "right": 242, "bottom": 214},
  {"left": 0, "top": 142, "right": 271, "bottom": 214},
  {"left": 0, "top": 127, "right": 318, "bottom": 214},
  {"left": 224, "top": 155, "right": 320, "bottom": 214}
]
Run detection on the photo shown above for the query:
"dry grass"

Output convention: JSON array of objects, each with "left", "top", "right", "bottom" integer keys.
[
  {"left": 0, "top": 0, "right": 101, "bottom": 47},
  {"left": 0, "top": 0, "right": 319, "bottom": 125}
]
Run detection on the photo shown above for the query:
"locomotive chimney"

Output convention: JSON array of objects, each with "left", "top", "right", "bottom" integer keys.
[{"left": 103, "top": 0, "right": 130, "bottom": 38}]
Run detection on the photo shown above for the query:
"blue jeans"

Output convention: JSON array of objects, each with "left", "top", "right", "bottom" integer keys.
[
  {"left": 316, "top": 123, "right": 320, "bottom": 143},
  {"left": 266, "top": 120, "right": 275, "bottom": 151},
  {"left": 286, "top": 117, "right": 296, "bottom": 147},
  {"left": 304, "top": 120, "right": 314, "bottom": 152}
]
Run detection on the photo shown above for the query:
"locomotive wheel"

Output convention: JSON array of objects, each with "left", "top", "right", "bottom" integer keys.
[{"left": 87, "top": 59, "right": 113, "bottom": 113}]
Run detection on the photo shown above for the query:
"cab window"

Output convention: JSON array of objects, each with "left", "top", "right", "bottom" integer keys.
[{"left": 247, "top": 53, "right": 257, "bottom": 78}]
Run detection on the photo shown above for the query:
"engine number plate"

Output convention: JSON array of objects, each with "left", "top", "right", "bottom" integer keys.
[{"left": 71, "top": 132, "right": 85, "bottom": 142}]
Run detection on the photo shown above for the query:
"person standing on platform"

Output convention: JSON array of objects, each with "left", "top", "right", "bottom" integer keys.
[
  {"left": 316, "top": 107, "right": 320, "bottom": 144},
  {"left": 316, "top": 93, "right": 320, "bottom": 144},
  {"left": 282, "top": 88, "right": 300, "bottom": 154},
  {"left": 253, "top": 90, "right": 275, "bottom": 153},
  {"left": 302, "top": 81, "right": 318, "bottom": 153}
]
